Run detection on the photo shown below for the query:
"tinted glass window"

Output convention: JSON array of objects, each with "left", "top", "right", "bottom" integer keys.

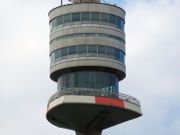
[
  {"left": 91, "top": 12, "right": 100, "bottom": 22},
  {"left": 115, "top": 48, "right": 120, "bottom": 60},
  {"left": 58, "top": 71, "right": 119, "bottom": 97},
  {"left": 109, "top": 14, "right": 116, "bottom": 25},
  {"left": 55, "top": 49, "right": 61, "bottom": 59},
  {"left": 51, "top": 52, "right": 55, "bottom": 63},
  {"left": 57, "top": 16, "right": 63, "bottom": 25},
  {"left": 120, "top": 51, "right": 125, "bottom": 63},
  {"left": 107, "top": 47, "right": 114, "bottom": 57},
  {"left": 69, "top": 46, "right": 77, "bottom": 55},
  {"left": 101, "top": 13, "right": 109, "bottom": 23},
  {"left": 61, "top": 47, "right": 68, "bottom": 57},
  {"left": 117, "top": 17, "right": 122, "bottom": 29},
  {"left": 98, "top": 46, "right": 106, "bottom": 55},
  {"left": 64, "top": 14, "right": 72, "bottom": 23},
  {"left": 52, "top": 19, "right": 57, "bottom": 28},
  {"left": 50, "top": 22, "right": 52, "bottom": 31},
  {"left": 72, "top": 13, "right": 80, "bottom": 22},
  {"left": 78, "top": 45, "right": 87, "bottom": 54},
  {"left": 88, "top": 45, "right": 97, "bottom": 54},
  {"left": 81, "top": 12, "right": 90, "bottom": 21}
]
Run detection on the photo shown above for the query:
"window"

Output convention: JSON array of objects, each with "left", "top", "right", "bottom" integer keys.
[
  {"left": 107, "top": 47, "right": 114, "bottom": 58},
  {"left": 61, "top": 47, "right": 68, "bottom": 57},
  {"left": 91, "top": 12, "right": 100, "bottom": 22},
  {"left": 64, "top": 14, "right": 72, "bottom": 23},
  {"left": 109, "top": 14, "right": 116, "bottom": 25},
  {"left": 51, "top": 45, "right": 125, "bottom": 64},
  {"left": 121, "top": 19, "right": 125, "bottom": 31},
  {"left": 72, "top": 13, "right": 80, "bottom": 22},
  {"left": 49, "top": 22, "right": 52, "bottom": 31},
  {"left": 50, "top": 52, "right": 55, "bottom": 64},
  {"left": 98, "top": 45, "right": 106, "bottom": 55},
  {"left": 115, "top": 48, "right": 120, "bottom": 60},
  {"left": 69, "top": 46, "right": 77, "bottom": 55},
  {"left": 81, "top": 12, "right": 90, "bottom": 21},
  {"left": 88, "top": 45, "right": 97, "bottom": 54},
  {"left": 57, "top": 16, "right": 63, "bottom": 25},
  {"left": 120, "top": 51, "right": 125, "bottom": 63},
  {"left": 55, "top": 49, "right": 61, "bottom": 59},
  {"left": 52, "top": 19, "right": 57, "bottom": 29},
  {"left": 101, "top": 13, "right": 109, "bottom": 23},
  {"left": 78, "top": 45, "right": 87, "bottom": 54},
  {"left": 117, "top": 17, "right": 122, "bottom": 29}
]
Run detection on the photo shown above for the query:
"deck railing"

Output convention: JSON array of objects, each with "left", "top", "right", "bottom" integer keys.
[{"left": 48, "top": 88, "right": 140, "bottom": 106}]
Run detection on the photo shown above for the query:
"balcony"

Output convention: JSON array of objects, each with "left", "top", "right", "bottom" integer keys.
[{"left": 48, "top": 88, "right": 140, "bottom": 107}]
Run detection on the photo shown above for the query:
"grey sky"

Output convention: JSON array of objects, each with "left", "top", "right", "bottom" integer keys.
[{"left": 0, "top": 0, "right": 180, "bottom": 134}]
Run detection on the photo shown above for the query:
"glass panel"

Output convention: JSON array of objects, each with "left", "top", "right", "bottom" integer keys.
[
  {"left": 89, "top": 72, "right": 96, "bottom": 89},
  {"left": 117, "top": 16, "right": 122, "bottom": 29},
  {"left": 109, "top": 14, "right": 116, "bottom": 25},
  {"left": 81, "top": 12, "right": 90, "bottom": 21},
  {"left": 57, "top": 16, "right": 63, "bottom": 25},
  {"left": 91, "top": 12, "right": 100, "bottom": 22},
  {"left": 115, "top": 48, "right": 120, "bottom": 61},
  {"left": 88, "top": 45, "right": 97, "bottom": 54},
  {"left": 74, "top": 72, "right": 79, "bottom": 87},
  {"left": 72, "top": 13, "right": 80, "bottom": 22},
  {"left": 121, "top": 19, "right": 125, "bottom": 31},
  {"left": 121, "top": 51, "right": 125, "bottom": 64},
  {"left": 49, "top": 22, "right": 52, "bottom": 32},
  {"left": 69, "top": 46, "right": 77, "bottom": 55},
  {"left": 58, "top": 71, "right": 119, "bottom": 96},
  {"left": 98, "top": 45, "right": 106, "bottom": 55},
  {"left": 61, "top": 47, "right": 68, "bottom": 57},
  {"left": 107, "top": 47, "right": 115, "bottom": 58},
  {"left": 78, "top": 45, "right": 87, "bottom": 54},
  {"left": 52, "top": 18, "right": 57, "bottom": 29},
  {"left": 101, "top": 13, "right": 109, "bottom": 23},
  {"left": 55, "top": 49, "right": 61, "bottom": 59},
  {"left": 50, "top": 52, "right": 55, "bottom": 64},
  {"left": 64, "top": 14, "right": 72, "bottom": 23}
]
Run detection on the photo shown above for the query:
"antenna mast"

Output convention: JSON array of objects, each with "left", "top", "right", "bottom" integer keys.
[{"left": 61, "top": 0, "right": 63, "bottom": 5}]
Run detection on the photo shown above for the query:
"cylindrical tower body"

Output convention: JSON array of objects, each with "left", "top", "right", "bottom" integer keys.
[
  {"left": 47, "top": 1, "right": 142, "bottom": 134},
  {"left": 49, "top": 3, "right": 126, "bottom": 97}
]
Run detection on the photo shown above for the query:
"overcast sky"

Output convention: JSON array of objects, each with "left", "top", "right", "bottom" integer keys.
[{"left": 0, "top": 0, "right": 180, "bottom": 135}]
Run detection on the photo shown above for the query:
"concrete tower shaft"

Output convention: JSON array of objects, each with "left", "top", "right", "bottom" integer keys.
[{"left": 47, "top": 1, "right": 142, "bottom": 135}]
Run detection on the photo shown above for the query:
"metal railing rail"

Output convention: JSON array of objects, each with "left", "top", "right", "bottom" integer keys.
[{"left": 48, "top": 88, "right": 140, "bottom": 106}]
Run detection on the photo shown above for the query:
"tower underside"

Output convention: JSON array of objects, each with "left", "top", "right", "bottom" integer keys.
[{"left": 47, "top": 95, "right": 141, "bottom": 132}]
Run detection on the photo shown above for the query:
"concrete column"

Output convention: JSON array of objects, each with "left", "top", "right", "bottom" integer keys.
[{"left": 76, "top": 131, "right": 102, "bottom": 135}]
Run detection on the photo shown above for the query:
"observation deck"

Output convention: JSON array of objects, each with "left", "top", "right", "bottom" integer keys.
[{"left": 47, "top": 90, "right": 142, "bottom": 132}]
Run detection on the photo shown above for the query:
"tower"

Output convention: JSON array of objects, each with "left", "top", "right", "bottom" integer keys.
[{"left": 46, "top": 0, "right": 142, "bottom": 135}]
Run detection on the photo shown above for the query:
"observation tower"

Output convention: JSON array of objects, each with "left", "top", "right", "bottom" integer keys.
[{"left": 46, "top": 0, "right": 142, "bottom": 135}]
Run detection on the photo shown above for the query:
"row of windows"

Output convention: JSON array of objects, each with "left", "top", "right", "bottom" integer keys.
[
  {"left": 50, "top": 12, "right": 125, "bottom": 32},
  {"left": 58, "top": 71, "right": 119, "bottom": 94},
  {"left": 50, "top": 45, "right": 125, "bottom": 65},
  {"left": 50, "top": 33, "right": 125, "bottom": 44}
]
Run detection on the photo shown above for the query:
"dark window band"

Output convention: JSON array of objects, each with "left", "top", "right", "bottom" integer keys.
[
  {"left": 50, "top": 45, "right": 125, "bottom": 65},
  {"left": 50, "top": 12, "right": 125, "bottom": 32},
  {"left": 58, "top": 71, "right": 119, "bottom": 95}
]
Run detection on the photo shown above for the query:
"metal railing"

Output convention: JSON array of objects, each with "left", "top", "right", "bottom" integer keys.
[{"left": 48, "top": 88, "right": 140, "bottom": 106}]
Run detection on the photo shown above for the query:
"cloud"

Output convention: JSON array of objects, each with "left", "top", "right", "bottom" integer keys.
[
  {"left": 0, "top": 0, "right": 180, "bottom": 135},
  {"left": 104, "top": 0, "right": 180, "bottom": 134}
]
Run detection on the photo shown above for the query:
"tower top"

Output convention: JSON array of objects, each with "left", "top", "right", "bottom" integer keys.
[{"left": 69, "top": 0, "right": 100, "bottom": 4}]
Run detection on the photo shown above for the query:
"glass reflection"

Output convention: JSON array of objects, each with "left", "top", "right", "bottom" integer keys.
[{"left": 58, "top": 71, "right": 119, "bottom": 94}]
